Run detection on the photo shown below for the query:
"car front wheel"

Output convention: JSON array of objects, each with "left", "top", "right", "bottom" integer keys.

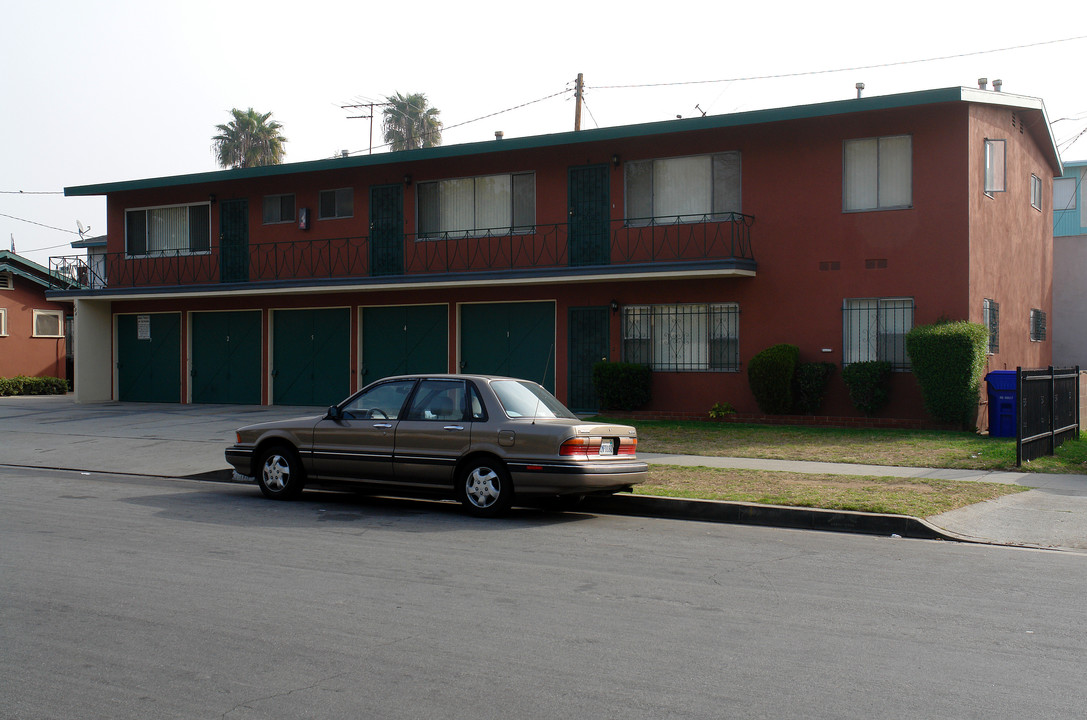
[
  {"left": 457, "top": 459, "right": 512, "bottom": 517},
  {"left": 257, "top": 445, "right": 305, "bottom": 500}
]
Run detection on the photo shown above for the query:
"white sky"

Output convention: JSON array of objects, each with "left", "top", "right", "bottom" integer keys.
[{"left": 3, "top": 0, "right": 1086, "bottom": 266}]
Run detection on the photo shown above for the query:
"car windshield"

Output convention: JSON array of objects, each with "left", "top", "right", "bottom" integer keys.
[{"left": 491, "top": 380, "right": 577, "bottom": 419}]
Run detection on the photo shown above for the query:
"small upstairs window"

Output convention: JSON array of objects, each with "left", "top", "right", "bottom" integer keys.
[
  {"left": 319, "top": 188, "right": 353, "bottom": 219},
  {"left": 263, "top": 194, "right": 295, "bottom": 224},
  {"left": 1030, "top": 175, "right": 1042, "bottom": 210},
  {"left": 983, "top": 299, "right": 999, "bottom": 354},
  {"left": 1030, "top": 309, "right": 1047, "bottom": 342},
  {"left": 984, "top": 139, "right": 1006, "bottom": 194}
]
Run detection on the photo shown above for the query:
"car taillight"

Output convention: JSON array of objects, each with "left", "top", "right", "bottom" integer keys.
[
  {"left": 559, "top": 437, "right": 591, "bottom": 457},
  {"left": 617, "top": 438, "right": 637, "bottom": 455}
]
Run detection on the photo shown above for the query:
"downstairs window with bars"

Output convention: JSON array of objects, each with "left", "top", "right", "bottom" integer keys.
[
  {"left": 842, "top": 297, "right": 914, "bottom": 370},
  {"left": 622, "top": 303, "right": 739, "bottom": 371}
]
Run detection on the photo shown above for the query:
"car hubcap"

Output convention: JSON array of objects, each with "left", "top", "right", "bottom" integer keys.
[
  {"left": 263, "top": 455, "right": 290, "bottom": 492},
  {"left": 465, "top": 467, "right": 500, "bottom": 508}
]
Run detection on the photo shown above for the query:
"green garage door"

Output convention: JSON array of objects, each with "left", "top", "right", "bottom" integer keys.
[
  {"left": 460, "top": 302, "right": 555, "bottom": 392},
  {"left": 272, "top": 308, "right": 350, "bottom": 406},
  {"left": 361, "top": 305, "right": 447, "bottom": 386},
  {"left": 117, "top": 313, "right": 181, "bottom": 403},
  {"left": 191, "top": 311, "right": 262, "bottom": 404}
]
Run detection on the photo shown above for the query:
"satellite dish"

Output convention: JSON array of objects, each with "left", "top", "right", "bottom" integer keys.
[{"left": 76, "top": 220, "right": 90, "bottom": 240}]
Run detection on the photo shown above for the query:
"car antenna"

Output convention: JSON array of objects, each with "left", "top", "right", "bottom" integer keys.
[{"left": 533, "top": 343, "right": 555, "bottom": 425}]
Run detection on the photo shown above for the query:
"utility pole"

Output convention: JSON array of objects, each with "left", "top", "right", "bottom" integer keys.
[{"left": 574, "top": 73, "right": 584, "bottom": 131}]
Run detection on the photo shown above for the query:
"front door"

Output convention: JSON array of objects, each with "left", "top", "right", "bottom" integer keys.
[
  {"left": 567, "top": 306, "right": 610, "bottom": 412},
  {"left": 370, "top": 185, "right": 404, "bottom": 276},
  {"left": 567, "top": 164, "right": 610, "bottom": 267},
  {"left": 219, "top": 198, "right": 249, "bottom": 283}
]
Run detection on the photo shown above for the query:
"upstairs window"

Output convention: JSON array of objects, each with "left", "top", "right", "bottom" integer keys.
[
  {"left": 625, "top": 152, "right": 741, "bottom": 223},
  {"left": 1030, "top": 309, "right": 1047, "bottom": 342},
  {"left": 417, "top": 172, "right": 535, "bottom": 238},
  {"left": 622, "top": 303, "right": 739, "bottom": 371},
  {"left": 125, "top": 203, "right": 211, "bottom": 256},
  {"left": 263, "top": 194, "right": 295, "bottom": 224},
  {"left": 1030, "top": 175, "right": 1042, "bottom": 210},
  {"left": 319, "top": 188, "right": 353, "bottom": 219},
  {"left": 1054, "top": 177, "right": 1077, "bottom": 211},
  {"left": 843, "top": 135, "right": 912, "bottom": 211},
  {"left": 843, "top": 298, "right": 914, "bottom": 370},
  {"left": 983, "top": 299, "right": 1000, "bottom": 354},
  {"left": 0, "top": 307, "right": 7, "bottom": 336},
  {"left": 984, "top": 139, "right": 1006, "bottom": 194}
]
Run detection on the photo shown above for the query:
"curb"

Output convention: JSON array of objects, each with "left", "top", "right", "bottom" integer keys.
[{"left": 581, "top": 493, "right": 967, "bottom": 542}]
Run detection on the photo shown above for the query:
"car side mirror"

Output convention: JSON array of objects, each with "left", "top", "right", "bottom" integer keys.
[{"left": 327, "top": 405, "right": 343, "bottom": 421}]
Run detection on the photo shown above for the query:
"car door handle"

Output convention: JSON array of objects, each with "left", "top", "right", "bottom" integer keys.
[
  {"left": 443, "top": 425, "right": 464, "bottom": 431},
  {"left": 373, "top": 423, "right": 393, "bottom": 429}
]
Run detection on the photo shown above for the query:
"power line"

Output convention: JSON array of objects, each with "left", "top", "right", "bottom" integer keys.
[
  {"left": 588, "top": 35, "right": 1087, "bottom": 91},
  {"left": 0, "top": 211, "right": 78, "bottom": 235},
  {"left": 0, "top": 190, "right": 64, "bottom": 195}
]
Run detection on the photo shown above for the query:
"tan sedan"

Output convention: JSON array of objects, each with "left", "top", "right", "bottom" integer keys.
[{"left": 225, "top": 375, "right": 647, "bottom": 516}]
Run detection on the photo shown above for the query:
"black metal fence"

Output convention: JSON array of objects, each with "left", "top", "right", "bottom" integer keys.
[{"left": 1017, "top": 366, "right": 1081, "bottom": 465}]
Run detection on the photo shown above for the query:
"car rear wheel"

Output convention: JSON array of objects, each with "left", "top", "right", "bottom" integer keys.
[
  {"left": 457, "top": 459, "right": 513, "bottom": 517},
  {"left": 257, "top": 445, "right": 305, "bottom": 500}
]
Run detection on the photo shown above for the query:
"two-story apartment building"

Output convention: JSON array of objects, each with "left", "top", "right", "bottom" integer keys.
[
  {"left": 1053, "top": 159, "right": 1087, "bottom": 368},
  {"left": 54, "top": 86, "right": 1061, "bottom": 423}
]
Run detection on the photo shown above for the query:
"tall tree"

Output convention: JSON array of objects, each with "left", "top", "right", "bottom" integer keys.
[
  {"left": 382, "top": 92, "right": 442, "bottom": 151},
  {"left": 212, "top": 108, "right": 287, "bottom": 169}
]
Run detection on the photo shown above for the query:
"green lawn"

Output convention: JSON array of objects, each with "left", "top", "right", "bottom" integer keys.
[
  {"left": 587, "top": 419, "right": 1086, "bottom": 517},
  {"left": 608, "top": 419, "right": 1087, "bottom": 474}
]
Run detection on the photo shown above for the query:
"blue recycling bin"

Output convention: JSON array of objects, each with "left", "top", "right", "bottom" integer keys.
[{"left": 985, "top": 370, "right": 1017, "bottom": 438}]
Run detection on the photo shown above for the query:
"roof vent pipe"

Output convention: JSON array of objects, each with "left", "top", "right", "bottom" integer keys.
[
  {"left": 495, "top": 131, "right": 504, "bottom": 140},
  {"left": 993, "top": 79, "right": 1003, "bottom": 92},
  {"left": 978, "top": 77, "right": 988, "bottom": 90},
  {"left": 855, "top": 82, "right": 865, "bottom": 99}
]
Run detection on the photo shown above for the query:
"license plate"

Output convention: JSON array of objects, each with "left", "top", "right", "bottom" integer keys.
[{"left": 599, "top": 439, "right": 614, "bottom": 456}]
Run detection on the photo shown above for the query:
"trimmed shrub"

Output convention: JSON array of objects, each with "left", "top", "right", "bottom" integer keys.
[
  {"left": 0, "top": 375, "right": 69, "bottom": 396},
  {"left": 841, "top": 361, "right": 892, "bottom": 416},
  {"left": 747, "top": 344, "right": 800, "bottom": 414},
  {"left": 906, "top": 321, "right": 988, "bottom": 428},
  {"left": 591, "top": 362, "right": 651, "bottom": 411},
  {"left": 793, "top": 362, "right": 836, "bottom": 414}
]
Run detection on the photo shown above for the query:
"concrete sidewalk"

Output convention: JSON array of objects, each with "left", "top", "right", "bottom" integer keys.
[{"left": 3, "top": 395, "right": 1086, "bottom": 552}]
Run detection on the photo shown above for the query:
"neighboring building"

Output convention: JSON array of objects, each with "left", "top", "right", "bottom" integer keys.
[
  {"left": 67, "top": 235, "right": 108, "bottom": 289},
  {"left": 52, "top": 86, "right": 1061, "bottom": 424},
  {"left": 0, "top": 250, "right": 76, "bottom": 381},
  {"left": 1053, "top": 160, "right": 1087, "bottom": 368}
]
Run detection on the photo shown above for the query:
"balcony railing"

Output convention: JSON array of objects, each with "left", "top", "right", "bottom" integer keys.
[{"left": 48, "top": 213, "right": 754, "bottom": 291}]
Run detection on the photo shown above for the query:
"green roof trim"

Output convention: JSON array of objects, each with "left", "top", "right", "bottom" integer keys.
[
  {"left": 65, "top": 86, "right": 1062, "bottom": 196},
  {"left": 0, "top": 250, "right": 78, "bottom": 290}
]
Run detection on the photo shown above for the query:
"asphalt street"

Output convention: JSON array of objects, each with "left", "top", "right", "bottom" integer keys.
[{"left": 3, "top": 465, "right": 1086, "bottom": 719}]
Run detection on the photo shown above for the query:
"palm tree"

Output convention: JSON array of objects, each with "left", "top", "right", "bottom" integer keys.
[
  {"left": 382, "top": 92, "right": 442, "bottom": 151},
  {"left": 212, "top": 108, "right": 287, "bottom": 169}
]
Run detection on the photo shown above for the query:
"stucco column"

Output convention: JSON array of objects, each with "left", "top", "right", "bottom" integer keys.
[{"left": 73, "top": 298, "right": 112, "bottom": 403}]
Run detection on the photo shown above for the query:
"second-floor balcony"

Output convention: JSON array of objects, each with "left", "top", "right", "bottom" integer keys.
[{"left": 48, "top": 213, "right": 755, "bottom": 292}]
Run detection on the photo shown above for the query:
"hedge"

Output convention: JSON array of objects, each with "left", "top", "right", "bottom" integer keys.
[
  {"left": 591, "top": 362, "right": 651, "bottom": 411},
  {"left": 905, "top": 321, "right": 988, "bottom": 428},
  {"left": 841, "top": 361, "right": 892, "bottom": 416},
  {"left": 747, "top": 344, "right": 800, "bottom": 414},
  {"left": 0, "top": 376, "right": 69, "bottom": 396}
]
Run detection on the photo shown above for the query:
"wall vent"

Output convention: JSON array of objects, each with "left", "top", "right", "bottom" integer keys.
[
  {"left": 819, "top": 261, "right": 841, "bottom": 271},
  {"left": 865, "top": 258, "right": 888, "bottom": 269}
]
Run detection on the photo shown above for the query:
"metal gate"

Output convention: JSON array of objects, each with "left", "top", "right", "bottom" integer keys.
[
  {"left": 568, "top": 164, "right": 610, "bottom": 267},
  {"left": 219, "top": 199, "right": 249, "bottom": 283},
  {"left": 1017, "top": 366, "right": 1081, "bottom": 465},
  {"left": 370, "top": 185, "right": 404, "bottom": 276},
  {"left": 567, "top": 306, "right": 610, "bottom": 412}
]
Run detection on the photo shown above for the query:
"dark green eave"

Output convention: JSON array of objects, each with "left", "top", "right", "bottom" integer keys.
[
  {"left": 0, "top": 250, "right": 79, "bottom": 290},
  {"left": 65, "top": 86, "right": 1062, "bottom": 197}
]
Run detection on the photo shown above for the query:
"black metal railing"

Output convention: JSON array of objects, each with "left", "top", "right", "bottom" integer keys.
[
  {"left": 48, "top": 213, "right": 754, "bottom": 290},
  {"left": 1017, "top": 366, "right": 1081, "bottom": 465}
]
